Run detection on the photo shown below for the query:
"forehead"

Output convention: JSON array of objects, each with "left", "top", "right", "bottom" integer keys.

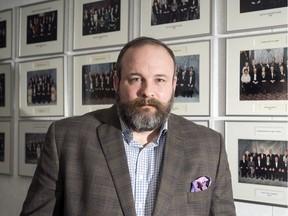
[{"left": 121, "top": 44, "right": 174, "bottom": 71}]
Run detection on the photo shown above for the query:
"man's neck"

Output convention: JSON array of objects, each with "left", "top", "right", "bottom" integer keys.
[{"left": 132, "top": 127, "right": 161, "bottom": 146}]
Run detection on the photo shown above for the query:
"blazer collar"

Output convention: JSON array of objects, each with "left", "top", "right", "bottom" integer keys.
[
  {"left": 97, "top": 108, "right": 185, "bottom": 216},
  {"left": 97, "top": 105, "right": 137, "bottom": 216}
]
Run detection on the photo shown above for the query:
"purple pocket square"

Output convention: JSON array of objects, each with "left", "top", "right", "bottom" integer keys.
[{"left": 190, "top": 176, "right": 212, "bottom": 192}]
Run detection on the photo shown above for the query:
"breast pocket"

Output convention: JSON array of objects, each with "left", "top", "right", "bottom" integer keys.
[{"left": 187, "top": 188, "right": 212, "bottom": 204}]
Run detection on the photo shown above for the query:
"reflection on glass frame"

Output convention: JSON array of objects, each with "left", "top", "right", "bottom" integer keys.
[
  {"left": 225, "top": 121, "right": 288, "bottom": 207},
  {"left": 226, "top": 33, "right": 288, "bottom": 115},
  {"left": 0, "top": 121, "right": 12, "bottom": 175},
  {"left": 19, "top": 121, "right": 52, "bottom": 176},
  {"left": 227, "top": 0, "right": 287, "bottom": 32},
  {"left": 0, "top": 64, "right": 11, "bottom": 117},
  {"left": 141, "top": 0, "right": 211, "bottom": 40},
  {"left": 73, "top": 0, "right": 128, "bottom": 50},
  {"left": 170, "top": 41, "right": 210, "bottom": 116},
  {"left": 19, "top": 0, "right": 64, "bottom": 57},
  {"left": 0, "top": 9, "right": 12, "bottom": 60},
  {"left": 73, "top": 51, "right": 119, "bottom": 116},
  {"left": 19, "top": 57, "right": 64, "bottom": 117}
]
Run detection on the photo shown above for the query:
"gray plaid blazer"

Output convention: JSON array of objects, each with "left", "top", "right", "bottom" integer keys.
[{"left": 20, "top": 105, "right": 236, "bottom": 216}]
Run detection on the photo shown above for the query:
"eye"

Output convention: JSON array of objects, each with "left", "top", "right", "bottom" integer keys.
[
  {"left": 156, "top": 78, "right": 164, "bottom": 82},
  {"left": 129, "top": 76, "right": 142, "bottom": 84}
]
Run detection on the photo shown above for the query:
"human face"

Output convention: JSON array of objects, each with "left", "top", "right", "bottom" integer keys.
[{"left": 114, "top": 44, "right": 176, "bottom": 132}]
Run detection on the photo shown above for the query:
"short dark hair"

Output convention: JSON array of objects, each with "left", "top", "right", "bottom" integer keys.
[{"left": 115, "top": 37, "right": 176, "bottom": 81}]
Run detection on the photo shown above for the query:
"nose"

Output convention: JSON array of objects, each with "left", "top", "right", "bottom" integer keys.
[{"left": 138, "top": 80, "right": 154, "bottom": 98}]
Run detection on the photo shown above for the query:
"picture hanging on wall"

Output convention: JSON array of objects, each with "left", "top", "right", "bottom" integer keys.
[
  {"left": 226, "top": 33, "right": 288, "bottom": 116},
  {"left": 73, "top": 0, "right": 128, "bottom": 50},
  {"left": 0, "top": 121, "right": 12, "bottom": 175},
  {"left": 185, "top": 117, "right": 209, "bottom": 128},
  {"left": 73, "top": 51, "right": 118, "bottom": 116},
  {"left": 19, "top": 0, "right": 64, "bottom": 57},
  {"left": 0, "top": 64, "right": 11, "bottom": 117},
  {"left": 140, "top": 0, "right": 211, "bottom": 40},
  {"left": 170, "top": 41, "right": 210, "bottom": 116},
  {"left": 0, "top": 9, "right": 12, "bottom": 60},
  {"left": 19, "top": 57, "right": 64, "bottom": 117},
  {"left": 225, "top": 121, "right": 288, "bottom": 207},
  {"left": 18, "top": 121, "right": 52, "bottom": 177},
  {"left": 227, "top": 0, "right": 287, "bottom": 32}
]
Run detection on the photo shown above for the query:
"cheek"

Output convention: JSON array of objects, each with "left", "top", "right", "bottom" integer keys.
[{"left": 119, "top": 85, "right": 139, "bottom": 100}]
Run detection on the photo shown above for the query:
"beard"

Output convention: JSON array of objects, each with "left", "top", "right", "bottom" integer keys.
[{"left": 116, "top": 92, "right": 174, "bottom": 132}]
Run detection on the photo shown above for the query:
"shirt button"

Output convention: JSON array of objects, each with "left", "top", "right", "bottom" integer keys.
[
  {"left": 139, "top": 175, "right": 144, "bottom": 180},
  {"left": 138, "top": 203, "right": 143, "bottom": 209}
]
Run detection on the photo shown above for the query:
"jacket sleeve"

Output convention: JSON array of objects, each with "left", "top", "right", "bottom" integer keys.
[
  {"left": 210, "top": 134, "right": 236, "bottom": 216},
  {"left": 20, "top": 122, "right": 64, "bottom": 216}
]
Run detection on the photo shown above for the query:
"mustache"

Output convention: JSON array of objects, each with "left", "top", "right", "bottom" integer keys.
[{"left": 130, "top": 98, "right": 162, "bottom": 109}]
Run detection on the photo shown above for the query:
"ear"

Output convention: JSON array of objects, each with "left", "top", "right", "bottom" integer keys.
[
  {"left": 113, "top": 73, "right": 119, "bottom": 93},
  {"left": 172, "top": 75, "right": 177, "bottom": 92}
]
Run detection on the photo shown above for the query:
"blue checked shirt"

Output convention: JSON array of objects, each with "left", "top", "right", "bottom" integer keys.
[{"left": 119, "top": 117, "right": 167, "bottom": 216}]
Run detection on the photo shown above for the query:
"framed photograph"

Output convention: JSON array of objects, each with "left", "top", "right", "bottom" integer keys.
[
  {"left": 19, "top": 57, "right": 64, "bottom": 117},
  {"left": 226, "top": 33, "right": 288, "bottom": 116},
  {"left": 73, "top": 51, "right": 118, "bottom": 115},
  {"left": 73, "top": 0, "right": 128, "bottom": 50},
  {"left": 19, "top": 121, "right": 52, "bottom": 176},
  {"left": 225, "top": 121, "right": 288, "bottom": 207},
  {"left": 227, "top": 0, "right": 287, "bottom": 32},
  {"left": 0, "top": 9, "right": 12, "bottom": 60},
  {"left": 170, "top": 41, "right": 210, "bottom": 116},
  {"left": 140, "top": 0, "right": 211, "bottom": 40},
  {"left": 0, "top": 64, "right": 11, "bottom": 117},
  {"left": 0, "top": 121, "right": 12, "bottom": 175},
  {"left": 19, "top": 0, "right": 64, "bottom": 57}
]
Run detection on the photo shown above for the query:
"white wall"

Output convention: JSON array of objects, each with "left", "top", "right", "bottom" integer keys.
[{"left": 0, "top": 0, "right": 287, "bottom": 215}]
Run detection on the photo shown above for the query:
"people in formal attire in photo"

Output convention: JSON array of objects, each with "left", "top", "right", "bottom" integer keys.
[
  {"left": 20, "top": 37, "right": 236, "bottom": 216},
  {"left": 255, "top": 155, "right": 265, "bottom": 179},
  {"left": 259, "top": 66, "right": 269, "bottom": 94},
  {"left": 267, "top": 66, "right": 278, "bottom": 93},
  {"left": 278, "top": 65, "right": 287, "bottom": 93},
  {"left": 239, "top": 154, "right": 248, "bottom": 178},
  {"left": 250, "top": 67, "right": 260, "bottom": 94},
  {"left": 264, "top": 156, "right": 273, "bottom": 180},
  {"left": 247, "top": 156, "right": 256, "bottom": 178},
  {"left": 241, "top": 68, "right": 251, "bottom": 95}
]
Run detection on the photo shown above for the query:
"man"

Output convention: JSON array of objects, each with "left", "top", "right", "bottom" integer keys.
[
  {"left": 267, "top": 66, "right": 278, "bottom": 93},
  {"left": 255, "top": 155, "right": 265, "bottom": 179},
  {"left": 20, "top": 37, "right": 236, "bottom": 215},
  {"left": 239, "top": 154, "right": 248, "bottom": 178},
  {"left": 241, "top": 68, "right": 251, "bottom": 95},
  {"left": 250, "top": 67, "right": 260, "bottom": 95}
]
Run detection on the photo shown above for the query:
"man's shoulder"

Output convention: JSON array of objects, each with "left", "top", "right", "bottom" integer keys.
[
  {"left": 169, "top": 114, "right": 219, "bottom": 136},
  {"left": 55, "top": 106, "right": 116, "bottom": 127}
]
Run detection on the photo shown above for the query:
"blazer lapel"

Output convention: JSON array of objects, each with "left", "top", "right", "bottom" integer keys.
[
  {"left": 153, "top": 127, "right": 185, "bottom": 216},
  {"left": 97, "top": 108, "right": 136, "bottom": 216}
]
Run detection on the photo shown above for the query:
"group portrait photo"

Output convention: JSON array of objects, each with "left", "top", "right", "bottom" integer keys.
[
  {"left": 0, "top": 73, "right": 5, "bottom": 107},
  {"left": 25, "top": 133, "right": 45, "bottom": 164},
  {"left": 0, "top": 20, "right": 6, "bottom": 48},
  {"left": 239, "top": 47, "right": 288, "bottom": 101},
  {"left": 82, "top": 62, "right": 116, "bottom": 105},
  {"left": 151, "top": 0, "right": 200, "bottom": 26},
  {"left": 82, "top": 0, "right": 121, "bottom": 36},
  {"left": 0, "top": 133, "right": 4, "bottom": 162},
  {"left": 26, "top": 69, "right": 57, "bottom": 106},
  {"left": 174, "top": 54, "right": 200, "bottom": 102},
  {"left": 240, "top": 0, "right": 287, "bottom": 13},
  {"left": 238, "top": 139, "right": 288, "bottom": 188},
  {"left": 26, "top": 10, "right": 57, "bottom": 44}
]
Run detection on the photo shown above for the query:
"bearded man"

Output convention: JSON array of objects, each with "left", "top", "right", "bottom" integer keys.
[{"left": 20, "top": 37, "right": 236, "bottom": 216}]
